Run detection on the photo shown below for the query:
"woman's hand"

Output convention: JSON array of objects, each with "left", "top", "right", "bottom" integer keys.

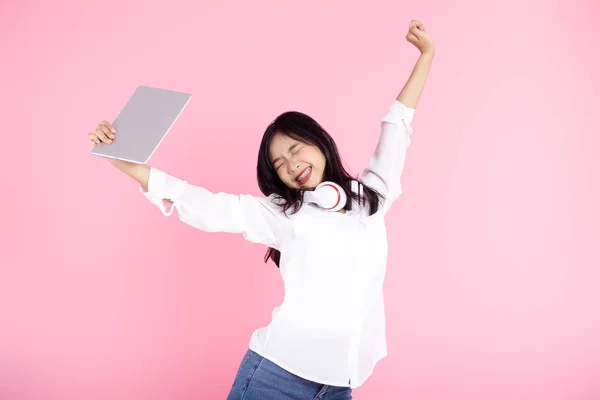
[
  {"left": 87, "top": 119, "right": 151, "bottom": 189},
  {"left": 406, "top": 19, "right": 435, "bottom": 55},
  {"left": 88, "top": 120, "right": 124, "bottom": 168},
  {"left": 88, "top": 120, "right": 116, "bottom": 150}
]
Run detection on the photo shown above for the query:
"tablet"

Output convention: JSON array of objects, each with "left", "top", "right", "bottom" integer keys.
[{"left": 91, "top": 85, "right": 192, "bottom": 164}]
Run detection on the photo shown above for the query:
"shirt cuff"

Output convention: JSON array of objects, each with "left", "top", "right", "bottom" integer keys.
[
  {"left": 146, "top": 167, "right": 188, "bottom": 202},
  {"left": 381, "top": 100, "right": 416, "bottom": 127},
  {"left": 138, "top": 186, "right": 173, "bottom": 216},
  {"left": 138, "top": 167, "right": 187, "bottom": 216}
]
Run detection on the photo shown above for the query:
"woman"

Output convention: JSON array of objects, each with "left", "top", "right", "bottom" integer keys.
[{"left": 88, "top": 19, "right": 434, "bottom": 400}]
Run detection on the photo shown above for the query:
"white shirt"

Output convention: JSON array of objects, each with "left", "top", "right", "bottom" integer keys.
[{"left": 139, "top": 100, "right": 415, "bottom": 389}]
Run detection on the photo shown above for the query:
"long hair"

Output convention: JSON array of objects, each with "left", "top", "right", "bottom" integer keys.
[{"left": 256, "top": 110, "right": 384, "bottom": 267}]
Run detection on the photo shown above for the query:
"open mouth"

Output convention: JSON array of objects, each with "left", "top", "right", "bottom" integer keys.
[{"left": 295, "top": 167, "right": 312, "bottom": 185}]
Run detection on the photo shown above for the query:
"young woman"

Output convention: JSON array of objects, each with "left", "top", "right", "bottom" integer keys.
[{"left": 88, "top": 19, "right": 434, "bottom": 400}]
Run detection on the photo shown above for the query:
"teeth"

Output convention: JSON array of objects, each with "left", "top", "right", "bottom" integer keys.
[{"left": 296, "top": 167, "right": 311, "bottom": 182}]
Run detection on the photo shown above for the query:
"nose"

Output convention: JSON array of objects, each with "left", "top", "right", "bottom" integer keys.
[{"left": 288, "top": 162, "right": 301, "bottom": 176}]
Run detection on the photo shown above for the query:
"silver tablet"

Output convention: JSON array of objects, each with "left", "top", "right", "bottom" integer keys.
[{"left": 91, "top": 85, "right": 192, "bottom": 164}]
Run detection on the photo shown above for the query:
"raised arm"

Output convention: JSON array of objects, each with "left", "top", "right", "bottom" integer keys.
[
  {"left": 89, "top": 116, "right": 289, "bottom": 249},
  {"left": 395, "top": 20, "right": 435, "bottom": 108},
  {"left": 361, "top": 20, "right": 434, "bottom": 214},
  {"left": 139, "top": 167, "right": 291, "bottom": 250},
  {"left": 102, "top": 158, "right": 289, "bottom": 249}
]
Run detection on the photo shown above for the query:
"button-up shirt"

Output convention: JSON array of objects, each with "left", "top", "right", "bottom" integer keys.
[{"left": 139, "top": 100, "right": 415, "bottom": 388}]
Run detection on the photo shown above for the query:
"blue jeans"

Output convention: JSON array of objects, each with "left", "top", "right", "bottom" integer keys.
[{"left": 227, "top": 349, "right": 353, "bottom": 400}]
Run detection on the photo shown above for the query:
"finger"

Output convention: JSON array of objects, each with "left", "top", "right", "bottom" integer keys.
[
  {"left": 413, "top": 26, "right": 426, "bottom": 38},
  {"left": 89, "top": 139, "right": 96, "bottom": 150},
  {"left": 88, "top": 132, "right": 100, "bottom": 144},
  {"left": 102, "top": 120, "right": 116, "bottom": 134},
  {"left": 410, "top": 26, "right": 421, "bottom": 39},
  {"left": 410, "top": 20, "right": 424, "bottom": 32},
  {"left": 99, "top": 125, "right": 115, "bottom": 142},
  {"left": 100, "top": 122, "right": 116, "bottom": 138},
  {"left": 95, "top": 128, "right": 112, "bottom": 144}
]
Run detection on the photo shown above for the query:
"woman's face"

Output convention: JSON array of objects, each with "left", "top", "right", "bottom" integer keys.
[{"left": 269, "top": 132, "right": 326, "bottom": 190}]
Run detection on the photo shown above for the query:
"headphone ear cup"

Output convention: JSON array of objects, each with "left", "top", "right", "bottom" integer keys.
[
  {"left": 301, "top": 182, "right": 347, "bottom": 212},
  {"left": 302, "top": 190, "right": 317, "bottom": 204},
  {"left": 303, "top": 182, "right": 328, "bottom": 205},
  {"left": 324, "top": 183, "right": 347, "bottom": 212}
]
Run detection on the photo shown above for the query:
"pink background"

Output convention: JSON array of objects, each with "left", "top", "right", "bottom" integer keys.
[{"left": 1, "top": 1, "right": 599, "bottom": 399}]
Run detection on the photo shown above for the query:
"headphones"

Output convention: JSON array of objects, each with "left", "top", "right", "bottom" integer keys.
[{"left": 302, "top": 181, "right": 347, "bottom": 212}]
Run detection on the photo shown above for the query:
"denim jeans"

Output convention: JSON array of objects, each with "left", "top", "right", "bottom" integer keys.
[{"left": 227, "top": 349, "right": 353, "bottom": 400}]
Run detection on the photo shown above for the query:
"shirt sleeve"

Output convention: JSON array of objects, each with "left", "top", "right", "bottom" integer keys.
[
  {"left": 361, "top": 100, "right": 416, "bottom": 214},
  {"left": 139, "top": 167, "right": 290, "bottom": 250}
]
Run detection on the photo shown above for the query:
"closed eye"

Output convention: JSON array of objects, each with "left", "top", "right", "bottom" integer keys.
[{"left": 273, "top": 146, "right": 303, "bottom": 170}]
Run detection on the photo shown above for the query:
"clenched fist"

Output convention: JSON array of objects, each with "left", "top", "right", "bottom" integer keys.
[{"left": 406, "top": 20, "right": 435, "bottom": 55}]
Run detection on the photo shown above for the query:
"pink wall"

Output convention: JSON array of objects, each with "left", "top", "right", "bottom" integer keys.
[{"left": 1, "top": 1, "right": 599, "bottom": 399}]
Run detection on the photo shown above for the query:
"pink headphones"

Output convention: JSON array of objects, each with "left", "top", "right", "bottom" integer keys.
[{"left": 302, "top": 181, "right": 347, "bottom": 212}]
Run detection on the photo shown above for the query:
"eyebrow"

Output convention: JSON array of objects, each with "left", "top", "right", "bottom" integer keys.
[{"left": 271, "top": 143, "right": 300, "bottom": 166}]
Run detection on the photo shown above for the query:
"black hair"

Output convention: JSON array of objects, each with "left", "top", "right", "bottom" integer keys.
[{"left": 256, "top": 110, "right": 384, "bottom": 267}]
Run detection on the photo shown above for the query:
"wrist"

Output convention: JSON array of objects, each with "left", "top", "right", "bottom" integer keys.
[{"left": 420, "top": 48, "right": 435, "bottom": 58}]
